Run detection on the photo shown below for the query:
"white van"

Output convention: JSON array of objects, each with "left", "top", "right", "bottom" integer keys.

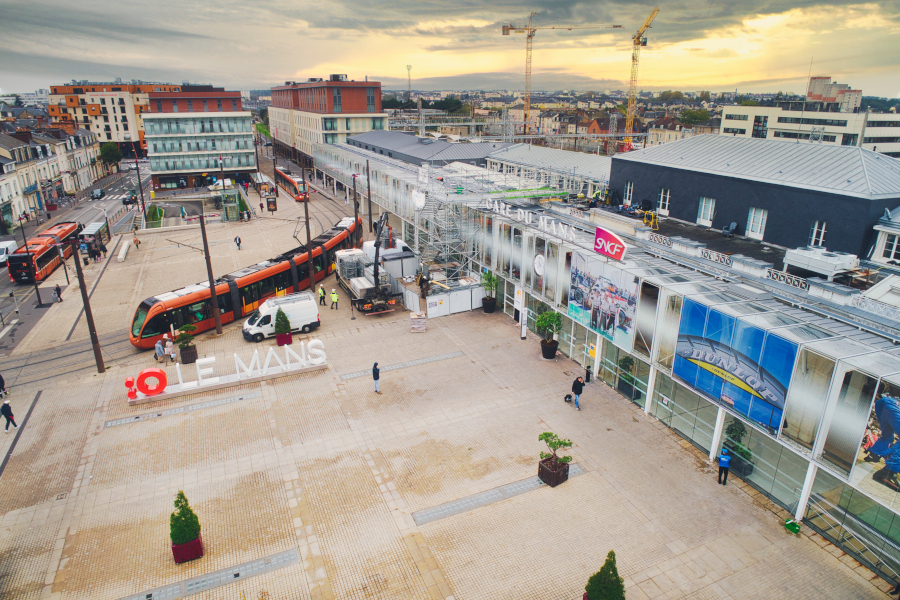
[
  {"left": 242, "top": 291, "right": 320, "bottom": 342},
  {"left": 0, "top": 240, "right": 18, "bottom": 266}
]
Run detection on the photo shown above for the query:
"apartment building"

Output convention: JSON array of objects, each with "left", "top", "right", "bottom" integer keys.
[
  {"left": 719, "top": 76, "right": 900, "bottom": 157},
  {"left": 48, "top": 81, "right": 181, "bottom": 157},
  {"left": 645, "top": 116, "right": 692, "bottom": 147},
  {"left": 269, "top": 75, "right": 388, "bottom": 167},
  {"left": 0, "top": 158, "right": 24, "bottom": 233},
  {"left": 143, "top": 86, "right": 255, "bottom": 189},
  {"left": 0, "top": 133, "right": 60, "bottom": 222}
]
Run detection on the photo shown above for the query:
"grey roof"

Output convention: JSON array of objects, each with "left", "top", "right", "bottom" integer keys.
[
  {"left": 347, "top": 131, "right": 512, "bottom": 163},
  {"left": 0, "top": 133, "right": 27, "bottom": 151},
  {"left": 486, "top": 143, "right": 612, "bottom": 183},
  {"left": 613, "top": 134, "right": 900, "bottom": 200}
]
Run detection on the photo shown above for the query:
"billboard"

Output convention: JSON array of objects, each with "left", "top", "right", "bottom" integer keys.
[
  {"left": 567, "top": 252, "right": 638, "bottom": 351},
  {"left": 672, "top": 298, "right": 798, "bottom": 433}
]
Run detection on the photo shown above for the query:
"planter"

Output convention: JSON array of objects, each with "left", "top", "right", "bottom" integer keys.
[
  {"left": 482, "top": 297, "right": 497, "bottom": 314},
  {"left": 730, "top": 454, "right": 755, "bottom": 478},
  {"left": 538, "top": 457, "right": 569, "bottom": 487},
  {"left": 617, "top": 377, "right": 636, "bottom": 399},
  {"left": 171, "top": 534, "right": 204, "bottom": 564},
  {"left": 276, "top": 333, "right": 293, "bottom": 346},
  {"left": 540, "top": 340, "right": 559, "bottom": 360},
  {"left": 47, "top": 203, "right": 59, "bottom": 211},
  {"left": 180, "top": 345, "right": 198, "bottom": 365}
]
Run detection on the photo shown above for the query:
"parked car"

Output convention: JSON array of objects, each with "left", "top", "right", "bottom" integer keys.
[{"left": 91, "top": 188, "right": 104, "bottom": 200}]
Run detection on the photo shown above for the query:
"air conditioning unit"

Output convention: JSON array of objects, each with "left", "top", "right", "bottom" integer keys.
[{"left": 329, "top": 74, "right": 348, "bottom": 82}]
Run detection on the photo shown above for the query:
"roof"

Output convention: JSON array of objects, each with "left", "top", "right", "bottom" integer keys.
[
  {"left": 346, "top": 131, "right": 512, "bottom": 163},
  {"left": 613, "top": 134, "right": 900, "bottom": 200},
  {"left": 0, "top": 133, "right": 27, "bottom": 151},
  {"left": 486, "top": 144, "right": 612, "bottom": 183}
]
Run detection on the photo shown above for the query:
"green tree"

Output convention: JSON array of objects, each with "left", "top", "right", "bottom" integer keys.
[
  {"left": 13, "top": 94, "right": 23, "bottom": 107},
  {"left": 99, "top": 142, "right": 122, "bottom": 166},
  {"left": 170, "top": 491, "right": 201, "bottom": 545},
  {"left": 538, "top": 431, "right": 573, "bottom": 468},
  {"left": 585, "top": 550, "right": 626, "bottom": 600},
  {"left": 259, "top": 107, "right": 268, "bottom": 127},
  {"left": 699, "top": 91, "right": 711, "bottom": 102},
  {"left": 657, "top": 90, "right": 685, "bottom": 102},
  {"left": 740, "top": 99, "right": 758, "bottom": 106},
  {"left": 679, "top": 109, "right": 710, "bottom": 125},
  {"left": 274, "top": 307, "right": 292, "bottom": 335},
  {"left": 535, "top": 311, "right": 562, "bottom": 344}
]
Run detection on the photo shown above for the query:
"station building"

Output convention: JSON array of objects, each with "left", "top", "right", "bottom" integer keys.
[{"left": 314, "top": 137, "right": 900, "bottom": 585}]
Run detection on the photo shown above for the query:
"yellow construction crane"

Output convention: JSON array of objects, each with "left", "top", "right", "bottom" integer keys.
[
  {"left": 624, "top": 6, "right": 660, "bottom": 147},
  {"left": 503, "top": 14, "right": 622, "bottom": 134}
]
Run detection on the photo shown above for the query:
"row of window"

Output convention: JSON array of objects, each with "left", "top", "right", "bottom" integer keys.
[
  {"left": 725, "top": 114, "right": 748, "bottom": 121},
  {"left": 868, "top": 121, "right": 900, "bottom": 128},
  {"left": 864, "top": 137, "right": 900, "bottom": 144},
  {"left": 777, "top": 117, "right": 848, "bottom": 127},
  {"left": 149, "top": 153, "right": 256, "bottom": 172},
  {"left": 150, "top": 137, "right": 252, "bottom": 153},
  {"left": 145, "top": 118, "right": 252, "bottom": 135},
  {"left": 723, "top": 128, "right": 746, "bottom": 135},
  {"left": 773, "top": 131, "right": 837, "bottom": 143},
  {"left": 322, "top": 117, "right": 385, "bottom": 131},
  {"left": 155, "top": 98, "right": 238, "bottom": 113}
]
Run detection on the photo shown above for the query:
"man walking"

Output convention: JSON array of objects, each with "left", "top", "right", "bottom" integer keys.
[
  {"left": 2, "top": 399, "right": 17, "bottom": 432},
  {"left": 234, "top": 236, "right": 242, "bottom": 250},
  {"left": 318, "top": 285, "right": 326, "bottom": 306},
  {"left": 133, "top": 235, "right": 141, "bottom": 250},
  {"left": 571, "top": 376, "right": 584, "bottom": 411},
  {"left": 100, "top": 242, "right": 108, "bottom": 259},
  {"left": 330, "top": 289, "right": 339, "bottom": 309},
  {"left": 373, "top": 362, "right": 381, "bottom": 394},
  {"left": 54, "top": 284, "right": 63, "bottom": 303},
  {"left": 0, "top": 372, "right": 7, "bottom": 397},
  {"left": 717, "top": 448, "right": 732, "bottom": 485}
]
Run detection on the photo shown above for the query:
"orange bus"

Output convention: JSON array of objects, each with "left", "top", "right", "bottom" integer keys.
[
  {"left": 8, "top": 222, "right": 80, "bottom": 283},
  {"left": 275, "top": 167, "right": 308, "bottom": 202},
  {"left": 129, "top": 216, "right": 361, "bottom": 349}
]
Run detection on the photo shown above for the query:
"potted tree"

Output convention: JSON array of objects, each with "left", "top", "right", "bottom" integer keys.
[
  {"left": 170, "top": 491, "right": 203, "bottom": 564},
  {"left": 724, "top": 419, "right": 754, "bottom": 478},
  {"left": 480, "top": 271, "right": 498, "bottom": 314},
  {"left": 538, "top": 431, "right": 572, "bottom": 487},
  {"left": 535, "top": 310, "right": 562, "bottom": 360},
  {"left": 176, "top": 324, "right": 198, "bottom": 365},
  {"left": 274, "top": 307, "right": 293, "bottom": 346},
  {"left": 584, "top": 550, "right": 626, "bottom": 600}
]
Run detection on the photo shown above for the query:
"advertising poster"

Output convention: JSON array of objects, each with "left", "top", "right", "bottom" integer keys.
[
  {"left": 672, "top": 297, "right": 798, "bottom": 433},
  {"left": 851, "top": 382, "right": 900, "bottom": 504},
  {"left": 567, "top": 252, "right": 637, "bottom": 351}
]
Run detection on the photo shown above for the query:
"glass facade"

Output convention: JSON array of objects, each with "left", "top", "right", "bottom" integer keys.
[{"left": 145, "top": 114, "right": 255, "bottom": 177}]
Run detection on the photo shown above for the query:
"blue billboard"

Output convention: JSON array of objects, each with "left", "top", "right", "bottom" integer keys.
[{"left": 672, "top": 298, "right": 798, "bottom": 433}]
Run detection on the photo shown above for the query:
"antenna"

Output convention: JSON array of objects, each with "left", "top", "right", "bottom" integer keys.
[{"left": 406, "top": 65, "right": 412, "bottom": 102}]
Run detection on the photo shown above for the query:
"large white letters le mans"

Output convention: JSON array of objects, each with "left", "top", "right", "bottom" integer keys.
[{"left": 126, "top": 340, "right": 327, "bottom": 401}]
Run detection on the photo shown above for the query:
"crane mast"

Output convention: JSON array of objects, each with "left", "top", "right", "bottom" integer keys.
[{"left": 624, "top": 7, "right": 659, "bottom": 147}]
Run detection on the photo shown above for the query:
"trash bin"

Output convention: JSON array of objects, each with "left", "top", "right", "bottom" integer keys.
[{"left": 83, "top": 257, "right": 90, "bottom": 267}]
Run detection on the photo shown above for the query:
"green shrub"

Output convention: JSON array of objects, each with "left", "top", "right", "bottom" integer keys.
[
  {"left": 274, "top": 307, "right": 291, "bottom": 335},
  {"left": 538, "top": 431, "right": 573, "bottom": 468},
  {"left": 170, "top": 491, "right": 201, "bottom": 545},
  {"left": 175, "top": 324, "right": 197, "bottom": 350},
  {"left": 585, "top": 550, "right": 625, "bottom": 600},
  {"left": 480, "top": 271, "right": 498, "bottom": 298},
  {"left": 535, "top": 311, "right": 562, "bottom": 343}
]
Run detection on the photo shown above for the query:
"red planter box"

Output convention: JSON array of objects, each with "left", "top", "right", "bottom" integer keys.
[
  {"left": 171, "top": 535, "right": 204, "bottom": 564},
  {"left": 276, "top": 333, "right": 293, "bottom": 346}
]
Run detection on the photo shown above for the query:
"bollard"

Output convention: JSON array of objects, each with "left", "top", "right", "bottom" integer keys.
[{"left": 585, "top": 367, "right": 591, "bottom": 384}]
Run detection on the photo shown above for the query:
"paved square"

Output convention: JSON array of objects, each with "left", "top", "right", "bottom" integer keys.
[{"left": 0, "top": 196, "right": 891, "bottom": 599}]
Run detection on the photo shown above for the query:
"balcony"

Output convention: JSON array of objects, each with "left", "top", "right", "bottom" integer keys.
[{"left": 24, "top": 183, "right": 37, "bottom": 194}]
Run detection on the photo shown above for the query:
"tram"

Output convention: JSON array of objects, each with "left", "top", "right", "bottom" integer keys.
[
  {"left": 7, "top": 222, "right": 80, "bottom": 283},
  {"left": 275, "top": 168, "right": 309, "bottom": 202}
]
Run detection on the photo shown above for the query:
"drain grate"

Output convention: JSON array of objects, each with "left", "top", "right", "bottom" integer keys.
[
  {"left": 340, "top": 351, "right": 464, "bottom": 380},
  {"left": 412, "top": 463, "right": 586, "bottom": 526},
  {"left": 104, "top": 392, "right": 262, "bottom": 428},
  {"left": 118, "top": 548, "right": 298, "bottom": 600}
]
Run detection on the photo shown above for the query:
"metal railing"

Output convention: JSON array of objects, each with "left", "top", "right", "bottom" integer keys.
[{"left": 851, "top": 295, "right": 900, "bottom": 322}]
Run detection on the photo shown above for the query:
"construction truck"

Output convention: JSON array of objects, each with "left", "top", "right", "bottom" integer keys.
[{"left": 335, "top": 213, "right": 403, "bottom": 314}]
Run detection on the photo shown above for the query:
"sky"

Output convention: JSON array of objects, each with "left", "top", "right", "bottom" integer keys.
[{"left": 0, "top": 0, "right": 898, "bottom": 98}]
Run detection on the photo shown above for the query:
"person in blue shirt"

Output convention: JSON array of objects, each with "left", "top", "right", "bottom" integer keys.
[{"left": 717, "top": 448, "right": 732, "bottom": 485}]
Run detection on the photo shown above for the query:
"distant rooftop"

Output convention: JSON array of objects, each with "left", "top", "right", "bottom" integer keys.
[
  {"left": 347, "top": 131, "right": 512, "bottom": 164},
  {"left": 486, "top": 143, "right": 612, "bottom": 184},
  {"left": 614, "top": 134, "right": 900, "bottom": 200}
]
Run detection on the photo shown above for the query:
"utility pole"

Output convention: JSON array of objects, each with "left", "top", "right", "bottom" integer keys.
[
  {"left": 131, "top": 142, "right": 146, "bottom": 215},
  {"left": 301, "top": 167, "right": 315, "bottom": 292},
  {"left": 19, "top": 223, "right": 42, "bottom": 306},
  {"left": 352, "top": 174, "right": 360, "bottom": 234},
  {"left": 199, "top": 214, "right": 223, "bottom": 334},
  {"left": 71, "top": 240, "right": 104, "bottom": 373},
  {"left": 365, "top": 160, "right": 373, "bottom": 233}
]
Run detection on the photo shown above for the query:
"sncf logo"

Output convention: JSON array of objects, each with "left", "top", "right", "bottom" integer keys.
[{"left": 594, "top": 227, "right": 628, "bottom": 261}]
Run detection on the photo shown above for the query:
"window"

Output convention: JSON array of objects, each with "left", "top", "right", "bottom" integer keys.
[
  {"left": 155, "top": 100, "right": 162, "bottom": 112},
  {"left": 323, "top": 118, "right": 337, "bottom": 131},
  {"left": 864, "top": 136, "right": 900, "bottom": 144},
  {"left": 202, "top": 100, "right": 208, "bottom": 112},
  {"left": 746, "top": 207, "right": 768, "bottom": 240},
  {"left": 752, "top": 115, "right": 768, "bottom": 139},
  {"left": 809, "top": 221, "right": 827, "bottom": 246},
  {"left": 372, "top": 118, "right": 384, "bottom": 130},
  {"left": 231, "top": 99, "right": 237, "bottom": 111},
  {"left": 366, "top": 87, "right": 375, "bottom": 113},
  {"left": 217, "top": 99, "right": 222, "bottom": 111},
  {"left": 723, "top": 128, "right": 746, "bottom": 135},
  {"left": 777, "top": 117, "right": 847, "bottom": 127},
  {"left": 324, "top": 133, "right": 338, "bottom": 144},
  {"left": 623, "top": 181, "right": 633, "bottom": 206},
  {"left": 657, "top": 188, "right": 670, "bottom": 215},
  {"left": 187, "top": 100, "right": 193, "bottom": 112},
  {"left": 725, "top": 114, "right": 748, "bottom": 121},
  {"left": 172, "top": 102, "right": 179, "bottom": 113},
  {"left": 332, "top": 88, "right": 342, "bottom": 113},
  {"left": 883, "top": 234, "right": 900, "bottom": 260},
  {"left": 841, "top": 133, "right": 858, "bottom": 146},
  {"left": 697, "top": 196, "right": 715, "bottom": 226}
]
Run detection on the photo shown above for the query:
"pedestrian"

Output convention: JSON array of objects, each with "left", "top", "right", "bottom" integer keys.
[
  {"left": 54, "top": 284, "right": 63, "bottom": 303},
  {"left": 2, "top": 399, "right": 17, "bottom": 432},
  {"left": 165, "top": 335, "right": 176, "bottom": 362},
  {"left": 155, "top": 335, "right": 167, "bottom": 364},
  {"left": 571, "top": 376, "right": 584, "bottom": 411},
  {"left": 330, "top": 288, "right": 339, "bottom": 309},
  {"left": 234, "top": 236, "right": 242, "bottom": 250},
  {"left": 318, "top": 284, "right": 326, "bottom": 306},
  {"left": 100, "top": 243, "right": 108, "bottom": 259},
  {"left": 0, "top": 372, "right": 6, "bottom": 397},
  {"left": 717, "top": 447, "right": 732, "bottom": 485},
  {"left": 259, "top": 201, "right": 264, "bottom": 212},
  {"left": 133, "top": 235, "right": 141, "bottom": 250},
  {"left": 373, "top": 362, "right": 381, "bottom": 394}
]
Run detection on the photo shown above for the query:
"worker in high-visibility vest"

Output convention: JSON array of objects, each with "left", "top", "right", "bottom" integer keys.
[
  {"left": 318, "top": 284, "right": 326, "bottom": 306},
  {"left": 330, "top": 289, "right": 339, "bottom": 309}
]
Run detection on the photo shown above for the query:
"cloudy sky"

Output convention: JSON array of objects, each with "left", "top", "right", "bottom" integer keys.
[{"left": 0, "top": 0, "right": 898, "bottom": 97}]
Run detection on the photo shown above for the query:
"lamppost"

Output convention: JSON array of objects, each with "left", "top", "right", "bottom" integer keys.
[{"left": 63, "top": 238, "right": 104, "bottom": 373}]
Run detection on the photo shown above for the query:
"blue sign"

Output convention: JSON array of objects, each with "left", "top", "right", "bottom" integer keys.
[{"left": 672, "top": 298, "right": 798, "bottom": 433}]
